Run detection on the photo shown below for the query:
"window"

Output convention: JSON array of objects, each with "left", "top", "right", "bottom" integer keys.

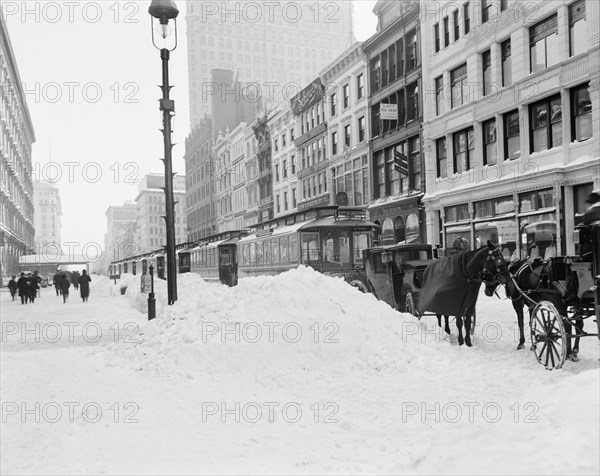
[
  {"left": 530, "top": 15, "right": 558, "bottom": 73},
  {"left": 436, "top": 137, "right": 447, "bottom": 178},
  {"left": 501, "top": 0, "right": 508, "bottom": 11},
  {"left": 282, "top": 134, "right": 286, "bottom": 147},
  {"left": 483, "top": 119, "right": 497, "bottom": 165},
  {"left": 343, "top": 84, "right": 350, "bottom": 108},
  {"left": 358, "top": 116, "right": 365, "bottom": 142},
  {"left": 569, "top": 0, "right": 586, "bottom": 57},
  {"left": 453, "top": 10, "right": 459, "bottom": 41},
  {"left": 409, "top": 136, "right": 421, "bottom": 191},
  {"left": 530, "top": 95, "right": 562, "bottom": 152},
  {"left": 396, "top": 38, "right": 404, "bottom": 76},
  {"left": 282, "top": 160, "right": 287, "bottom": 178},
  {"left": 344, "top": 124, "right": 351, "bottom": 147},
  {"left": 291, "top": 155, "right": 296, "bottom": 174},
  {"left": 443, "top": 17, "right": 449, "bottom": 47},
  {"left": 482, "top": 0, "right": 493, "bottom": 23},
  {"left": 276, "top": 195, "right": 280, "bottom": 213},
  {"left": 284, "top": 192, "right": 288, "bottom": 211},
  {"left": 370, "top": 57, "right": 381, "bottom": 93},
  {"left": 451, "top": 63, "right": 468, "bottom": 108},
  {"left": 357, "top": 74, "right": 364, "bottom": 99},
  {"left": 571, "top": 83, "right": 592, "bottom": 141},
  {"left": 330, "top": 92, "right": 337, "bottom": 116},
  {"left": 331, "top": 131, "right": 338, "bottom": 155},
  {"left": 406, "top": 29, "right": 417, "bottom": 70},
  {"left": 501, "top": 39, "right": 512, "bottom": 87},
  {"left": 274, "top": 139, "right": 279, "bottom": 152},
  {"left": 464, "top": 3, "right": 471, "bottom": 34},
  {"left": 453, "top": 128, "right": 474, "bottom": 173},
  {"left": 290, "top": 128, "right": 295, "bottom": 141},
  {"left": 434, "top": 23, "right": 440, "bottom": 52},
  {"left": 482, "top": 50, "right": 492, "bottom": 96},
  {"left": 292, "top": 188, "right": 297, "bottom": 208},
  {"left": 406, "top": 83, "right": 419, "bottom": 121},
  {"left": 435, "top": 76, "right": 444, "bottom": 116},
  {"left": 275, "top": 164, "right": 280, "bottom": 182}
]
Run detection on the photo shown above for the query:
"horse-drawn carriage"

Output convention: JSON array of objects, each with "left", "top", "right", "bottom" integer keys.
[{"left": 511, "top": 223, "right": 600, "bottom": 369}]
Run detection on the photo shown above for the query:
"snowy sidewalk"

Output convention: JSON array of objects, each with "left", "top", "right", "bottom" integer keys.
[{"left": 1, "top": 272, "right": 599, "bottom": 475}]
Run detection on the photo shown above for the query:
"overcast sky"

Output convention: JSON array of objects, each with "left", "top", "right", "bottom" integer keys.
[{"left": 3, "top": 0, "right": 377, "bottom": 252}]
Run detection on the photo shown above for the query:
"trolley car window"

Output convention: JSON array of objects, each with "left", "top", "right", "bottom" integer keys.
[
  {"left": 374, "top": 252, "right": 387, "bottom": 273},
  {"left": 264, "top": 239, "right": 272, "bottom": 264},
  {"left": 301, "top": 233, "right": 319, "bottom": 262},
  {"left": 323, "top": 232, "right": 335, "bottom": 262},
  {"left": 289, "top": 234, "right": 298, "bottom": 262},
  {"left": 353, "top": 232, "right": 370, "bottom": 264},
  {"left": 280, "top": 236, "right": 289, "bottom": 263},
  {"left": 219, "top": 250, "right": 232, "bottom": 266},
  {"left": 338, "top": 232, "right": 351, "bottom": 266},
  {"left": 249, "top": 242, "right": 256, "bottom": 265},
  {"left": 273, "top": 240, "right": 280, "bottom": 263},
  {"left": 256, "top": 241, "right": 264, "bottom": 265}
]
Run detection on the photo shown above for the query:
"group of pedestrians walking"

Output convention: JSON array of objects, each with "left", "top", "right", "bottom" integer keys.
[
  {"left": 52, "top": 270, "right": 91, "bottom": 303},
  {"left": 7, "top": 269, "right": 91, "bottom": 304},
  {"left": 7, "top": 271, "right": 41, "bottom": 304}
]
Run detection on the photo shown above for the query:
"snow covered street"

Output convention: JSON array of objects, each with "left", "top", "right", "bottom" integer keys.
[{"left": 1, "top": 269, "right": 599, "bottom": 475}]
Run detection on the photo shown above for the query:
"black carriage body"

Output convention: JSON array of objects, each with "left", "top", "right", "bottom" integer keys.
[{"left": 360, "top": 244, "right": 434, "bottom": 312}]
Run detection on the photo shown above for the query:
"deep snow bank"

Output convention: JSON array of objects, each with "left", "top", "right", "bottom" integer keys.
[{"left": 106, "top": 266, "right": 428, "bottom": 378}]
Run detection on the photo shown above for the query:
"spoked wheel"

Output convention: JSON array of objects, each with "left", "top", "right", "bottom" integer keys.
[
  {"left": 405, "top": 292, "right": 421, "bottom": 320},
  {"left": 530, "top": 301, "right": 567, "bottom": 370}
]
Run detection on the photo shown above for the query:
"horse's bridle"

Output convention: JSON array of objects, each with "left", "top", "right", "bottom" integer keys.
[{"left": 481, "top": 248, "right": 510, "bottom": 285}]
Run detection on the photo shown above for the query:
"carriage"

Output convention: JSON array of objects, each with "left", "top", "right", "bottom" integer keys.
[{"left": 522, "top": 223, "right": 600, "bottom": 369}]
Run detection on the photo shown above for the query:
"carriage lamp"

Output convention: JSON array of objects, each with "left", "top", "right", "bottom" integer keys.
[{"left": 149, "top": 0, "right": 179, "bottom": 305}]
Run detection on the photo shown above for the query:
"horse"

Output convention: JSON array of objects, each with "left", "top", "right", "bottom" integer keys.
[
  {"left": 419, "top": 240, "right": 510, "bottom": 347},
  {"left": 484, "top": 258, "right": 583, "bottom": 361}
]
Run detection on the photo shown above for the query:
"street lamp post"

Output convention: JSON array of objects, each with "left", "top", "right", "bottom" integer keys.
[{"left": 149, "top": 0, "right": 179, "bottom": 305}]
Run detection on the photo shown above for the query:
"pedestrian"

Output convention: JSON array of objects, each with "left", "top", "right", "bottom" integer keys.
[
  {"left": 53, "top": 271, "right": 62, "bottom": 296},
  {"left": 78, "top": 269, "right": 91, "bottom": 302},
  {"left": 17, "top": 273, "right": 30, "bottom": 305},
  {"left": 60, "top": 274, "right": 71, "bottom": 303},
  {"left": 71, "top": 271, "right": 80, "bottom": 291},
  {"left": 580, "top": 189, "right": 600, "bottom": 226},
  {"left": 29, "top": 271, "right": 41, "bottom": 302},
  {"left": 8, "top": 275, "right": 18, "bottom": 301}
]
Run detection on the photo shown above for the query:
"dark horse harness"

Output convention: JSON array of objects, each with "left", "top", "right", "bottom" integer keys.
[{"left": 505, "top": 259, "right": 551, "bottom": 307}]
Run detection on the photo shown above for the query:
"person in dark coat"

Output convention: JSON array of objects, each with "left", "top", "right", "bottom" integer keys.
[
  {"left": 78, "top": 269, "right": 91, "bottom": 302},
  {"left": 17, "top": 273, "right": 30, "bottom": 305},
  {"left": 8, "top": 276, "right": 18, "bottom": 301},
  {"left": 70, "top": 271, "right": 80, "bottom": 291},
  {"left": 29, "top": 271, "right": 41, "bottom": 302},
  {"left": 53, "top": 271, "right": 62, "bottom": 296},
  {"left": 59, "top": 274, "right": 71, "bottom": 303}
]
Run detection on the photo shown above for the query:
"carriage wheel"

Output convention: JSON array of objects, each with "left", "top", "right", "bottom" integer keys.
[
  {"left": 405, "top": 292, "right": 421, "bottom": 319},
  {"left": 530, "top": 301, "right": 567, "bottom": 370}
]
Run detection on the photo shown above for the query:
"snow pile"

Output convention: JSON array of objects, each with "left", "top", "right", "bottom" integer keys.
[{"left": 107, "top": 266, "right": 429, "bottom": 379}]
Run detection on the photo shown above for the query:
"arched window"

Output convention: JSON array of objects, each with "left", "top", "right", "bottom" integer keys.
[
  {"left": 394, "top": 216, "right": 406, "bottom": 243},
  {"left": 381, "top": 218, "right": 395, "bottom": 245},
  {"left": 405, "top": 213, "right": 421, "bottom": 243}
]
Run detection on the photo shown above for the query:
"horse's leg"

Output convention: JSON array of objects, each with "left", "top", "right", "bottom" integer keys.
[
  {"left": 444, "top": 316, "right": 451, "bottom": 336},
  {"left": 569, "top": 311, "right": 584, "bottom": 362},
  {"left": 456, "top": 317, "right": 464, "bottom": 346},
  {"left": 514, "top": 298, "right": 525, "bottom": 350},
  {"left": 562, "top": 317, "right": 575, "bottom": 361},
  {"left": 464, "top": 315, "right": 472, "bottom": 347}
]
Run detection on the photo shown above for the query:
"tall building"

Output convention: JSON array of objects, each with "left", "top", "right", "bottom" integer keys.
[
  {"left": 421, "top": 0, "right": 599, "bottom": 258},
  {"left": 0, "top": 12, "right": 36, "bottom": 277},
  {"left": 364, "top": 1, "right": 425, "bottom": 245},
  {"left": 135, "top": 174, "right": 187, "bottom": 253},
  {"left": 185, "top": 0, "right": 354, "bottom": 126},
  {"left": 104, "top": 201, "right": 136, "bottom": 266},
  {"left": 32, "top": 182, "right": 62, "bottom": 252}
]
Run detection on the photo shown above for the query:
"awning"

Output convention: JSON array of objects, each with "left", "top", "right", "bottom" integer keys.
[{"left": 299, "top": 217, "right": 379, "bottom": 231}]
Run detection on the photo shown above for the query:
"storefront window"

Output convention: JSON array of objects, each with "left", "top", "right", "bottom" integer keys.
[
  {"left": 405, "top": 213, "right": 420, "bottom": 243},
  {"left": 520, "top": 213, "right": 557, "bottom": 260},
  {"left": 519, "top": 189, "right": 554, "bottom": 212},
  {"left": 445, "top": 204, "right": 469, "bottom": 222},
  {"left": 475, "top": 219, "right": 517, "bottom": 260},
  {"left": 445, "top": 225, "right": 471, "bottom": 253},
  {"left": 381, "top": 218, "right": 395, "bottom": 244},
  {"left": 474, "top": 196, "right": 515, "bottom": 218}
]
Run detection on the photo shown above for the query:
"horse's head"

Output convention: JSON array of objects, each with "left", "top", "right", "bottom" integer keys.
[{"left": 481, "top": 240, "right": 511, "bottom": 289}]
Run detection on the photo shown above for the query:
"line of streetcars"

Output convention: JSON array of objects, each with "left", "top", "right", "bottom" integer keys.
[{"left": 109, "top": 206, "right": 378, "bottom": 287}]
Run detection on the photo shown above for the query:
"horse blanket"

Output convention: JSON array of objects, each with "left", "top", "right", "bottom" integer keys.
[{"left": 418, "top": 251, "right": 482, "bottom": 317}]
